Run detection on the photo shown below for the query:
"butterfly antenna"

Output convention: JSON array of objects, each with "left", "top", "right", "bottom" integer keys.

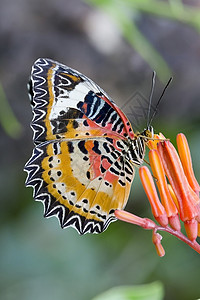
[
  {"left": 148, "top": 76, "right": 173, "bottom": 127},
  {"left": 147, "top": 71, "right": 156, "bottom": 127}
]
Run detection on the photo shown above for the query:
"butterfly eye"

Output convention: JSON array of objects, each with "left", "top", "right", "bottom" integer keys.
[
  {"left": 144, "top": 126, "right": 154, "bottom": 139},
  {"left": 148, "top": 126, "right": 154, "bottom": 138}
]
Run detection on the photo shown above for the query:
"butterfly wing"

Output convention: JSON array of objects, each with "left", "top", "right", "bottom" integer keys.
[
  {"left": 25, "top": 138, "right": 135, "bottom": 234},
  {"left": 28, "top": 58, "right": 135, "bottom": 144},
  {"left": 25, "top": 58, "right": 135, "bottom": 234}
]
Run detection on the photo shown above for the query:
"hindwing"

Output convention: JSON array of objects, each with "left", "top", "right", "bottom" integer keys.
[{"left": 25, "top": 137, "right": 135, "bottom": 234}]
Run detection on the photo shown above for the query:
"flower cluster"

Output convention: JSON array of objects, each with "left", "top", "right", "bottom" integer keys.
[{"left": 115, "top": 133, "right": 200, "bottom": 257}]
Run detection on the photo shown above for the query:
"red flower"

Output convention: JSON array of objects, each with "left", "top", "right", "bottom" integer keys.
[{"left": 115, "top": 133, "right": 200, "bottom": 257}]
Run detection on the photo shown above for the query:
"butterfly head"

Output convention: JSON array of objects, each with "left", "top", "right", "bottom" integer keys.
[{"left": 142, "top": 125, "right": 154, "bottom": 141}]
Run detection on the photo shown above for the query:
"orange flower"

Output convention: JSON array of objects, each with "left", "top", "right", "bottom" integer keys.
[{"left": 115, "top": 133, "right": 200, "bottom": 256}]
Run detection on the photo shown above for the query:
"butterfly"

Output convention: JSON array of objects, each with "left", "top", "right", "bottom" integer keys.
[{"left": 24, "top": 58, "right": 154, "bottom": 234}]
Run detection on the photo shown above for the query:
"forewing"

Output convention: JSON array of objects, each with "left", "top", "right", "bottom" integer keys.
[{"left": 29, "top": 58, "right": 135, "bottom": 145}]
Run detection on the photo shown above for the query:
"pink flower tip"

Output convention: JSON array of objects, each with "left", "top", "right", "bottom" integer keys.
[
  {"left": 155, "top": 215, "right": 168, "bottom": 228},
  {"left": 168, "top": 214, "right": 181, "bottom": 231},
  {"left": 184, "top": 219, "right": 198, "bottom": 241},
  {"left": 114, "top": 209, "right": 156, "bottom": 230},
  {"left": 152, "top": 231, "right": 165, "bottom": 257}
]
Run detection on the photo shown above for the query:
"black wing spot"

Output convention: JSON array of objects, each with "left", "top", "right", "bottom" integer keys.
[
  {"left": 110, "top": 167, "right": 120, "bottom": 175},
  {"left": 83, "top": 119, "right": 89, "bottom": 126},
  {"left": 68, "top": 141, "right": 74, "bottom": 153},
  {"left": 126, "top": 176, "right": 132, "bottom": 183},
  {"left": 82, "top": 199, "right": 88, "bottom": 204},
  {"left": 114, "top": 161, "right": 122, "bottom": 170},
  {"left": 92, "top": 140, "right": 101, "bottom": 155},
  {"left": 106, "top": 137, "right": 113, "bottom": 143},
  {"left": 72, "top": 120, "right": 79, "bottom": 129},
  {"left": 116, "top": 141, "right": 124, "bottom": 149},
  {"left": 75, "top": 204, "right": 81, "bottom": 208},
  {"left": 83, "top": 156, "right": 89, "bottom": 161},
  {"left": 111, "top": 152, "right": 118, "bottom": 159},
  {"left": 119, "top": 179, "right": 126, "bottom": 186},
  {"left": 78, "top": 140, "right": 88, "bottom": 154},
  {"left": 125, "top": 167, "right": 132, "bottom": 175},
  {"left": 103, "top": 142, "right": 110, "bottom": 153},
  {"left": 100, "top": 165, "right": 106, "bottom": 173}
]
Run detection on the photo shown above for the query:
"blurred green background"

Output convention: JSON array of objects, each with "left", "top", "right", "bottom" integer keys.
[{"left": 0, "top": 0, "right": 200, "bottom": 299}]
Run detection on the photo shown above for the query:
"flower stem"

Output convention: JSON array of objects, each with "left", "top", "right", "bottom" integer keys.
[
  {"left": 115, "top": 209, "right": 200, "bottom": 255},
  {"left": 156, "top": 225, "right": 200, "bottom": 254}
]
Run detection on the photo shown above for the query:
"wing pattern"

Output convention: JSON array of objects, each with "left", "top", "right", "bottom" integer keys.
[
  {"left": 28, "top": 58, "right": 135, "bottom": 144},
  {"left": 25, "top": 58, "right": 138, "bottom": 234}
]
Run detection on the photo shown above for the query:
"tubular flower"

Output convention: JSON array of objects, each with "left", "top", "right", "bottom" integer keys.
[{"left": 115, "top": 133, "right": 200, "bottom": 257}]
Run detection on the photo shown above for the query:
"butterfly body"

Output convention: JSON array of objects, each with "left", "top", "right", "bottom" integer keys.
[{"left": 25, "top": 58, "right": 151, "bottom": 234}]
